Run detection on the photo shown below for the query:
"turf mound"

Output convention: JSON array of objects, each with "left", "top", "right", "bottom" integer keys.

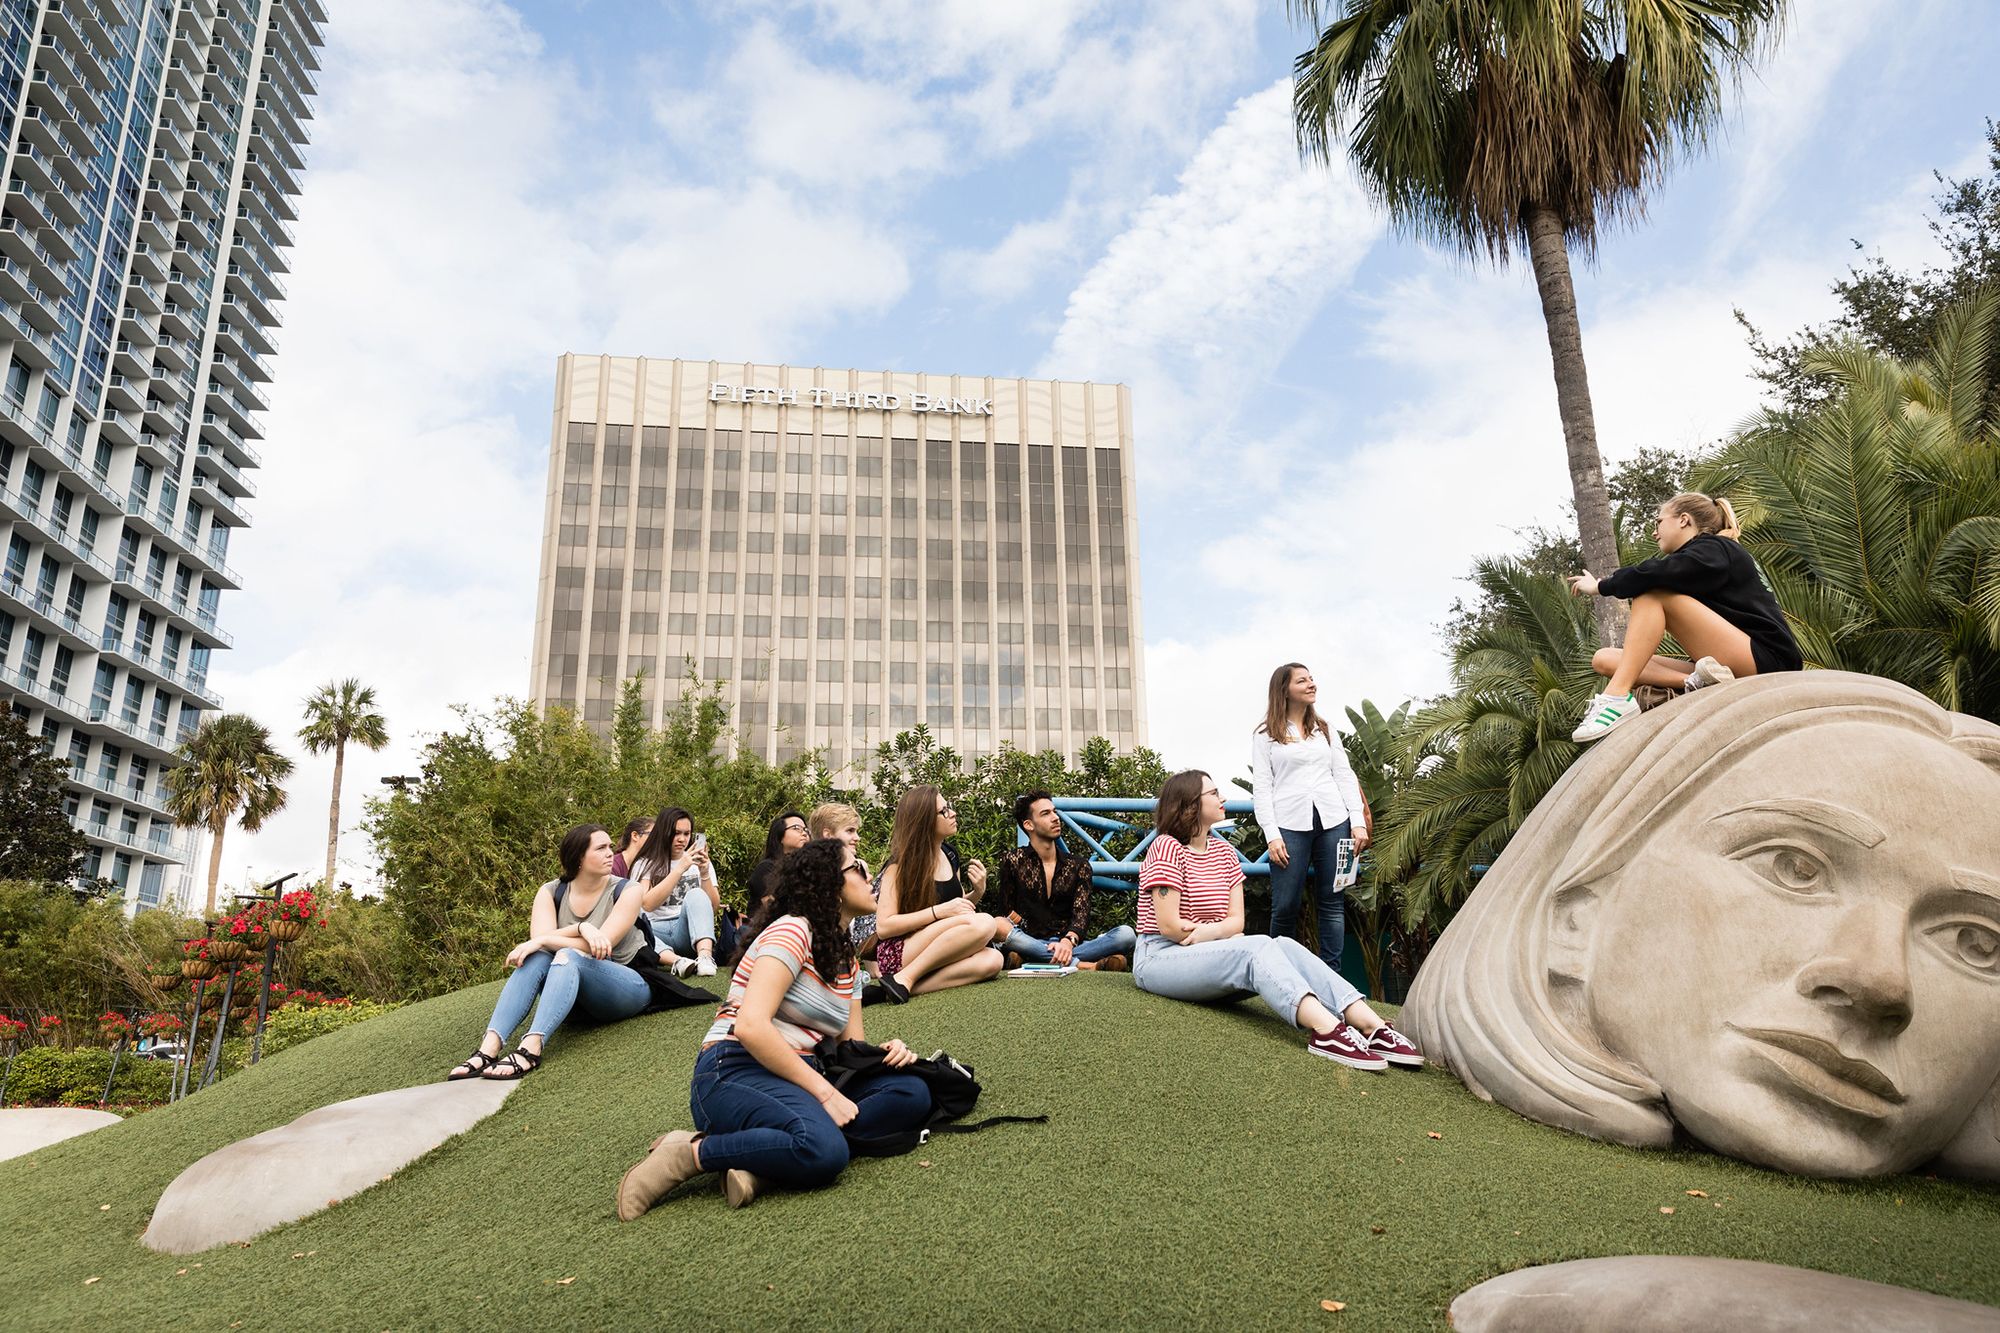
[{"left": 2, "top": 976, "right": 1996, "bottom": 1330}]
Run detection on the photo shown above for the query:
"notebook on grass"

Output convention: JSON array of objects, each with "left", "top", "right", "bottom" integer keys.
[{"left": 1005, "top": 963, "right": 1079, "bottom": 978}]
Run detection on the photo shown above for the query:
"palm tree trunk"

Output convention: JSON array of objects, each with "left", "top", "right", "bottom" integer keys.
[
  {"left": 324, "top": 737, "right": 344, "bottom": 889},
  {"left": 203, "top": 821, "right": 227, "bottom": 920},
  {"left": 1523, "top": 202, "right": 1626, "bottom": 647}
]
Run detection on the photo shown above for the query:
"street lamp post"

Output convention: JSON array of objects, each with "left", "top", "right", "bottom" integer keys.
[{"left": 234, "top": 872, "right": 299, "bottom": 1066}]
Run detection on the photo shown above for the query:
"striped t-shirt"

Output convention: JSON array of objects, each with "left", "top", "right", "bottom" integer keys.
[
  {"left": 702, "top": 915, "right": 856, "bottom": 1052},
  {"left": 1138, "top": 836, "right": 1242, "bottom": 935}
]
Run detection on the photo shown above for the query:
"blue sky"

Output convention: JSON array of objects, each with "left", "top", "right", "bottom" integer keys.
[{"left": 218, "top": 0, "right": 2000, "bottom": 886}]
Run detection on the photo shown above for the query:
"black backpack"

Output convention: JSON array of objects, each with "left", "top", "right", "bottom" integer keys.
[{"left": 813, "top": 1038, "right": 1046, "bottom": 1156}]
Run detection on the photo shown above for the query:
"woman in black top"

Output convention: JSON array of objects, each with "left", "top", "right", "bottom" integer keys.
[
  {"left": 747, "top": 811, "right": 809, "bottom": 913},
  {"left": 1567, "top": 492, "right": 1802, "bottom": 742}
]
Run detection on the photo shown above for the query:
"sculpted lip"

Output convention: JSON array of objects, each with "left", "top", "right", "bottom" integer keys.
[{"left": 1728, "top": 1024, "right": 1906, "bottom": 1118}]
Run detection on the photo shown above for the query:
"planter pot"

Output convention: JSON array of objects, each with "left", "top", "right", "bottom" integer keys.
[
  {"left": 267, "top": 919, "right": 307, "bottom": 943},
  {"left": 151, "top": 971, "right": 185, "bottom": 992},
  {"left": 207, "top": 939, "right": 249, "bottom": 965},
  {"left": 182, "top": 959, "right": 219, "bottom": 982},
  {"left": 199, "top": 988, "right": 224, "bottom": 1011}
]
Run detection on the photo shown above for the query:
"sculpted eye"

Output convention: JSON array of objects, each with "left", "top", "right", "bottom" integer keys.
[
  {"left": 1927, "top": 921, "right": 2000, "bottom": 976},
  {"left": 1733, "top": 843, "right": 1829, "bottom": 895}
]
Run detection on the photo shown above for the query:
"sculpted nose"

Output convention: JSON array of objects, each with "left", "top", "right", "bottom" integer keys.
[{"left": 1796, "top": 904, "right": 1913, "bottom": 1035}]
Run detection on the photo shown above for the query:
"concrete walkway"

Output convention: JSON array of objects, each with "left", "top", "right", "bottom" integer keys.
[
  {"left": 144, "top": 1079, "right": 519, "bottom": 1254},
  {"left": 0, "top": 1107, "right": 123, "bottom": 1163}
]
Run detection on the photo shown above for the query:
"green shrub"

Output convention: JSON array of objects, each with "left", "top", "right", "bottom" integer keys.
[
  {"left": 259, "top": 999, "right": 400, "bottom": 1058},
  {"left": 2, "top": 1045, "right": 171, "bottom": 1107}
]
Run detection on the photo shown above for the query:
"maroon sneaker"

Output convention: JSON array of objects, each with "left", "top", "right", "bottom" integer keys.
[
  {"left": 1368, "top": 1023, "right": 1424, "bottom": 1068},
  {"left": 1307, "top": 1023, "right": 1388, "bottom": 1072}
]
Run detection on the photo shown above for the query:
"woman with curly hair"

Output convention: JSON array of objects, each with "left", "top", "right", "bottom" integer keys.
[{"left": 616, "top": 838, "right": 931, "bottom": 1217}]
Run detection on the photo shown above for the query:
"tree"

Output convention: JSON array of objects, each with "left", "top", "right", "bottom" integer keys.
[
  {"left": 298, "top": 679, "right": 389, "bottom": 891},
  {"left": 163, "top": 714, "right": 293, "bottom": 919},
  {"left": 1337, "top": 699, "right": 1438, "bottom": 999},
  {"left": 0, "top": 711, "right": 88, "bottom": 885},
  {"left": 1289, "top": 0, "right": 1786, "bottom": 645},
  {"left": 1378, "top": 558, "right": 1599, "bottom": 931},
  {"left": 1699, "top": 290, "right": 2000, "bottom": 721},
  {"left": 1741, "top": 120, "right": 2000, "bottom": 417}
]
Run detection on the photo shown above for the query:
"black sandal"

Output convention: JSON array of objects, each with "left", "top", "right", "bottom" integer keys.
[
  {"left": 446, "top": 1050, "right": 498, "bottom": 1081},
  {"left": 481, "top": 1048, "right": 542, "bottom": 1080}
]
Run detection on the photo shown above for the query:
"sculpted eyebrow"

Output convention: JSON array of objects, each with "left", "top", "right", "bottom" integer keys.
[
  {"left": 1950, "top": 868, "right": 2000, "bottom": 909},
  {"left": 1712, "top": 799, "right": 1886, "bottom": 848}
]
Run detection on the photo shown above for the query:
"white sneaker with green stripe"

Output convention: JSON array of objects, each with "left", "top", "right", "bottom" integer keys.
[{"left": 1572, "top": 692, "right": 1641, "bottom": 743}]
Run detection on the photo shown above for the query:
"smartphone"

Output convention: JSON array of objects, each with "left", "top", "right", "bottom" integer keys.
[{"left": 691, "top": 833, "right": 708, "bottom": 854}]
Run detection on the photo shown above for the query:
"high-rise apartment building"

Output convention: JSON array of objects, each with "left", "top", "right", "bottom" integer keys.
[
  {"left": 533, "top": 356, "right": 1147, "bottom": 769},
  {"left": 0, "top": 0, "right": 324, "bottom": 910}
]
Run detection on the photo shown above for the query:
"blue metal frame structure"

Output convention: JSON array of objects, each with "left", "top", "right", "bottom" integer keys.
[{"left": 1018, "top": 797, "right": 1271, "bottom": 894}]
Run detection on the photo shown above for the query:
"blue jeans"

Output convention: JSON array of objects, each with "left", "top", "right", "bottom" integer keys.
[
  {"left": 1269, "top": 818, "right": 1348, "bottom": 969},
  {"left": 1132, "top": 932, "right": 1361, "bottom": 1030},
  {"left": 689, "top": 1042, "right": 932, "bottom": 1189},
  {"left": 1004, "top": 923, "right": 1137, "bottom": 964},
  {"left": 651, "top": 890, "right": 721, "bottom": 955},
  {"left": 484, "top": 947, "right": 651, "bottom": 1047}
]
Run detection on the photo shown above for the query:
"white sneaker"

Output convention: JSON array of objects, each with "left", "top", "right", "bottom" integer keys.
[
  {"left": 695, "top": 955, "right": 717, "bottom": 977},
  {"left": 1682, "top": 656, "right": 1737, "bottom": 693},
  {"left": 670, "top": 955, "right": 699, "bottom": 979},
  {"left": 1572, "top": 692, "right": 1641, "bottom": 743}
]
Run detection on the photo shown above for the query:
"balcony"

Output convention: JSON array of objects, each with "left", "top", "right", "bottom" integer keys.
[
  {"left": 158, "top": 298, "right": 194, "bottom": 340},
  {"left": 5, "top": 178, "right": 56, "bottom": 229},
  {"left": 35, "top": 35, "right": 85, "bottom": 95},
  {"left": 192, "top": 472, "right": 249, "bottom": 527},
  {"left": 122, "top": 490, "right": 176, "bottom": 539},
  {"left": 194, "top": 442, "right": 256, "bottom": 496},
  {"left": 0, "top": 570, "right": 101, "bottom": 651},
  {"left": 80, "top": 818, "right": 188, "bottom": 865},
  {"left": 98, "top": 633, "right": 225, "bottom": 709},
  {"left": 0, "top": 662, "right": 89, "bottom": 727},
  {"left": 64, "top": 764, "right": 175, "bottom": 818},
  {"left": 126, "top": 276, "right": 162, "bottom": 313}
]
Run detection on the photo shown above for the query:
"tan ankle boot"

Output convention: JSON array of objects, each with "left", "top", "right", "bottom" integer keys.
[
  {"left": 617, "top": 1131, "right": 701, "bottom": 1221},
  {"left": 724, "top": 1168, "right": 762, "bottom": 1209}
]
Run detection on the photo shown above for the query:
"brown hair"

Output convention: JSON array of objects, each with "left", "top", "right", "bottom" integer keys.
[
  {"left": 1154, "top": 770, "right": 1211, "bottom": 845},
  {"left": 884, "top": 785, "right": 947, "bottom": 916},
  {"left": 1258, "top": 662, "right": 1331, "bottom": 744},
  {"left": 1661, "top": 492, "right": 1741, "bottom": 541},
  {"left": 808, "top": 802, "right": 858, "bottom": 838}
]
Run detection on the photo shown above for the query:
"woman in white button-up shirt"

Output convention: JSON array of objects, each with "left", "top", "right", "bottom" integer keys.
[{"left": 1250, "top": 663, "right": 1371, "bottom": 969}]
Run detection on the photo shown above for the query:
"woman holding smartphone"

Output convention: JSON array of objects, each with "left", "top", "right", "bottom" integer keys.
[
  {"left": 616, "top": 837, "right": 931, "bottom": 1215},
  {"left": 630, "top": 807, "right": 725, "bottom": 977},
  {"left": 1251, "top": 662, "right": 1371, "bottom": 969}
]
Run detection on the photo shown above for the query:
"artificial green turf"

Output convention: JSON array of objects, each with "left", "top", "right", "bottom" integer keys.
[{"left": 3, "top": 976, "right": 1997, "bottom": 1331}]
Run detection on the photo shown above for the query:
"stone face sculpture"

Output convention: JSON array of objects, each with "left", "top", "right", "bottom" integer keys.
[{"left": 1404, "top": 671, "right": 2000, "bottom": 1180}]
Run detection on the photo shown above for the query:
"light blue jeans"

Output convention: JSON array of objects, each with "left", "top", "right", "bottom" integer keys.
[
  {"left": 1004, "top": 923, "right": 1138, "bottom": 965},
  {"left": 650, "top": 890, "right": 718, "bottom": 955},
  {"left": 484, "top": 947, "right": 651, "bottom": 1047},
  {"left": 1132, "top": 931, "right": 1361, "bottom": 1029}
]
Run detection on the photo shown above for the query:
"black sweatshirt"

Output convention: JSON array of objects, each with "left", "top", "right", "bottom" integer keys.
[{"left": 1597, "top": 534, "right": 1803, "bottom": 674}]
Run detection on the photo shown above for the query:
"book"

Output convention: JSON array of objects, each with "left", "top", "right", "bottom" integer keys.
[{"left": 1005, "top": 963, "right": 1079, "bottom": 978}]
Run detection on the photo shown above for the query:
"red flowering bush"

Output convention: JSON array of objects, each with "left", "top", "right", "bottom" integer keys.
[
  {"left": 38, "top": 1015, "right": 62, "bottom": 1036},
  {"left": 0, "top": 1015, "right": 27, "bottom": 1044},
  {"left": 181, "top": 938, "right": 213, "bottom": 960},
  {"left": 137, "top": 1013, "right": 185, "bottom": 1039},
  {"left": 273, "top": 888, "right": 324, "bottom": 926},
  {"left": 98, "top": 1012, "right": 134, "bottom": 1044},
  {"left": 223, "top": 905, "right": 270, "bottom": 942}
]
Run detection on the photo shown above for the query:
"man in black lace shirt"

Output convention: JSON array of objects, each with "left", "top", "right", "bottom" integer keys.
[{"left": 993, "top": 790, "right": 1136, "bottom": 971}]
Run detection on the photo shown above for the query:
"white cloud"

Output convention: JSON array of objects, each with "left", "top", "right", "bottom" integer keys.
[{"left": 1042, "top": 80, "right": 1383, "bottom": 462}]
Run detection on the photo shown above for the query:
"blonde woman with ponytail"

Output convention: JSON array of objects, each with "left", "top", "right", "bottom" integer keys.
[{"left": 1566, "top": 493, "right": 1802, "bottom": 742}]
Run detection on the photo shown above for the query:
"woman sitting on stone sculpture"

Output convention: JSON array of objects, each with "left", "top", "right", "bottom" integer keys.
[
  {"left": 864, "top": 785, "right": 1004, "bottom": 1003},
  {"left": 1404, "top": 671, "right": 2000, "bottom": 1181},
  {"left": 1566, "top": 492, "right": 1802, "bottom": 743},
  {"left": 615, "top": 837, "right": 932, "bottom": 1216},
  {"left": 446, "top": 824, "right": 653, "bottom": 1081},
  {"left": 1133, "top": 770, "right": 1422, "bottom": 1073},
  {"left": 630, "top": 806, "right": 727, "bottom": 977}
]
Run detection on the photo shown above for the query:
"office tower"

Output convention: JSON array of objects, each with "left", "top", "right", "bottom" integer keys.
[
  {"left": 533, "top": 356, "right": 1148, "bottom": 769},
  {"left": 0, "top": 0, "right": 324, "bottom": 910}
]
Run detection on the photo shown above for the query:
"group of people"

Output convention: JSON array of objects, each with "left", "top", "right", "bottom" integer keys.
[{"left": 440, "top": 489, "right": 1798, "bottom": 1209}]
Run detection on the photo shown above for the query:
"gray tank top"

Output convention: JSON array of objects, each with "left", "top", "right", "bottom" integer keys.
[{"left": 551, "top": 877, "right": 646, "bottom": 966}]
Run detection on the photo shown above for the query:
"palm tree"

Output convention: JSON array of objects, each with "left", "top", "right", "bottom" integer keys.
[
  {"left": 1698, "top": 290, "right": 2000, "bottom": 720},
  {"left": 299, "top": 679, "right": 390, "bottom": 890},
  {"left": 164, "top": 714, "right": 294, "bottom": 918},
  {"left": 1376, "top": 558, "right": 1599, "bottom": 930},
  {"left": 1288, "top": 0, "right": 1787, "bottom": 645}
]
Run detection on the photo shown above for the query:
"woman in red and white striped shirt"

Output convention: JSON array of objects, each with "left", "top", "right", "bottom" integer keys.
[{"left": 1134, "top": 770, "right": 1422, "bottom": 1072}]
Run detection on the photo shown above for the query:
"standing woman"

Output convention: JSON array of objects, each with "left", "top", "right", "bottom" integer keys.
[
  {"left": 444, "top": 824, "right": 653, "bottom": 1081},
  {"left": 748, "top": 811, "right": 809, "bottom": 912},
  {"left": 631, "top": 807, "right": 726, "bottom": 977},
  {"left": 1134, "top": 771, "right": 1421, "bottom": 1073},
  {"left": 615, "top": 838, "right": 931, "bottom": 1216},
  {"left": 1251, "top": 663, "right": 1371, "bottom": 970},
  {"left": 867, "top": 786, "right": 1004, "bottom": 1003},
  {"left": 1567, "top": 492, "right": 1802, "bottom": 743}
]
